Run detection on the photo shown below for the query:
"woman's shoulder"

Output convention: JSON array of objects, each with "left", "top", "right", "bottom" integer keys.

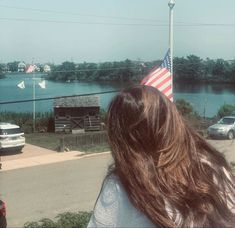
[{"left": 87, "top": 174, "right": 155, "bottom": 227}]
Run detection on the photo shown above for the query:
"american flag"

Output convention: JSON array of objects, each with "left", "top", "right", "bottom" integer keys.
[
  {"left": 141, "top": 49, "right": 173, "bottom": 101},
  {"left": 26, "top": 64, "right": 35, "bottom": 73}
]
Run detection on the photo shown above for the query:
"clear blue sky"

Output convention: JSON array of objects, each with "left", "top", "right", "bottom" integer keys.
[{"left": 0, "top": 0, "right": 234, "bottom": 63}]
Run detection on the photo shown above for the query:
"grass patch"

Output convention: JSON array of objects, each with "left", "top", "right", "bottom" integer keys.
[
  {"left": 25, "top": 133, "right": 61, "bottom": 151},
  {"left": 25, "top": 132, "right": 110, "bottom": 153},
  {"left": 70, "top": 143, "right": 110, "bottom": 153}
]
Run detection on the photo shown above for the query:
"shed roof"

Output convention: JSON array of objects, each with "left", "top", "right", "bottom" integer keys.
[{"left": 54, "top": 96, "right": 100, "bottom": 108}]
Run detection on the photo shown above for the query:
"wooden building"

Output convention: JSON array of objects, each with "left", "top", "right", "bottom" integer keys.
[{"left": 54, "top": 96, "right": 101, "bottom": 133}]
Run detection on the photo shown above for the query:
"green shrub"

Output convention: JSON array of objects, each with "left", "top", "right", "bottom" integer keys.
[
  {"left": 0, "top": 111, "right": 54, "bottom": 133},
  {"left": 175, "top": 99, "right": 194, "bottom": 116},
  {"left": 24, "top": 218, "right": 57, "bottom": 228},
  {"left": 217, "top": 104, "right": 235, "bottom": 118},
  {"left": 24, "top": 211, "right": 92, "bottom": 228},
  {"left": 56, "top": 212, "right": 91, "bottom": 228}
]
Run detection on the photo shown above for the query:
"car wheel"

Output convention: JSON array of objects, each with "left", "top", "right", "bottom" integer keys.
[{"left": 227, "top": 131, "right": 234, "bottom": 140}]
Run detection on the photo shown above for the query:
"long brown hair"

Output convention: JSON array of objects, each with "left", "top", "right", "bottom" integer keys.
[{"left": 107, "top": 85, "right": 235, "bottom": 227}]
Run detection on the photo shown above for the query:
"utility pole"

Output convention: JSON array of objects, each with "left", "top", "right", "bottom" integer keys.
[{"left": 33, "top": 72, "right": 36, "bottom": 132}]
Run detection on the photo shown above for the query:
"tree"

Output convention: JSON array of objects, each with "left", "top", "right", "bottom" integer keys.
[
  {"left": 7, "top": 61, "right": 20, "bottom": 72},
  {"left": 217, "top": 104, "right": 235, "bottom": 118},
  {"left": 212, "top": 59, "right": 229, "bottom": 77},
  {"left": 226, "top": 61, "right": 235, "bottom": 82},
  {"left": 174, "top": 55, "right": 204, "bottom": 82},
  {"left": 204, "top": 58, "right": 215, "bottom": 78},
  {"left": 0, "top": 63, "right": 6, "bottom": 79},
  {"left": 48, "top": 61, "right": 76, "bottom": 81}
]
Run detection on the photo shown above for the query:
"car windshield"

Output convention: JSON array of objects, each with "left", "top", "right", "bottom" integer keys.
[
  {"left": 0, "top": 128, "right": 22, "bottom": 135},
  {"left": 219, "top": 118, "right": 235, "bottom": 125}
]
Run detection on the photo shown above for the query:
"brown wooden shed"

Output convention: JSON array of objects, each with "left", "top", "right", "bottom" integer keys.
[{"left": 53, "top": 96, "right": 101, "bottom": 133}]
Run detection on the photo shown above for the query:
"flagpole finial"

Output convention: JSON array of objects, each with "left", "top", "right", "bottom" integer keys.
[{"left": 168, "top": 0, "right": 175, "bottom": 9}]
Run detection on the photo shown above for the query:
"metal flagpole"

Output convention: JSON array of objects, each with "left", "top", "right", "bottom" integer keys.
[
  {"left": 168, "top": 0, "right": 175, "bottom": 100},
  {"left": 168, "top": 0, "right": 175, "bottom": 74}
]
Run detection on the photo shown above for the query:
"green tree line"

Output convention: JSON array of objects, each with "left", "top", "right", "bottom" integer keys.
[
  {"left": 1, "top": 56, "right": 235, "bottom": 83},
  {"left": 47, "top": 60, "right": 148, "bottom": 82},
  {"left": 46, "top": 56, "right": 235, "bottom": 83},
  {"left": 0, "top": 63, "right": 6, "bottom": 79}
]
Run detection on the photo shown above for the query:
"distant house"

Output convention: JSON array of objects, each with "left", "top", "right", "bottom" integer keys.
[
  {"left": 33, "top": 64, "right": 40, "bottom": 72},
  {"left": 227, "top": 60, "right": 235, "bottom": 65},
  {"left": 43, "top": 64, "right": 51, "bottom": 73},
  {"left": 54, "top": 96, "right": 101, "bottom": 133},
  {"left": 18, "top": 62, "right": 26, "bottom": 72}
]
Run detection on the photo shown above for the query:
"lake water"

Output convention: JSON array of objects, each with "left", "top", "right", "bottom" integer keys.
[{"left": 0, "top": 73, "right": 235, "bottom": 117}]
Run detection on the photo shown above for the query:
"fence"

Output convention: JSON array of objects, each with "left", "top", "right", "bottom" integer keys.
[{"left": 59, "top": 131, "right": 108, "bottom": 152}]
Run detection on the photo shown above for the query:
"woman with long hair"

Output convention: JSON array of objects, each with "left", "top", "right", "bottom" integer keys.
[{"left": 88, "top": 85, "right": 235, "bottom": 227}]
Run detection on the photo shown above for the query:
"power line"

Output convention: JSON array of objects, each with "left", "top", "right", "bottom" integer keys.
[
  {"left": 48, "top": 67, "right": 139, "bottom": 73},
  {"left": 0, "top": 17, "right": 234, "bottom": 27},
  {"left": 0, "top": 5, "right": 234, "bottom": 27},
  {"left": 0, "top": 5, "right": 168, "bottom": 23},
  {"left": 0, "top": 17, "right": 169, "bottom": 26},
  {"left": 0, "top": 90, "right": 120, "bottom": 105},
  {"left": 3, "top": 67, "right": 142, "bottom": 74}
]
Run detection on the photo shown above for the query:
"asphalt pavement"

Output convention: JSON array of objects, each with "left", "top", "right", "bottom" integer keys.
[
  {"left": 0, "top": 140, "right": 235, "bottom": 227},
  {"left": 0, "top": 152, "right": 112, "bottom": 227}
]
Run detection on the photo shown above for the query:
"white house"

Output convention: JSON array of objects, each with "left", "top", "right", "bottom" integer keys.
[
  {"left": 18, "top": 62, "right": 26, "bottom": 72},
  {"left": 43, "top": 64, "right": 51, "bottom": 73}
]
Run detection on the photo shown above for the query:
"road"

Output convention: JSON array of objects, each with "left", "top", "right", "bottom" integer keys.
[
  {"left": 0, "top": 153, "right": 112, "bottom": 227},
  {"left": 0, "top": 139, "right": 235, "bottom": 227}
]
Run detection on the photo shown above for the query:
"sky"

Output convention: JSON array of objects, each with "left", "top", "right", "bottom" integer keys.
[{"left": 0, "top": 0, "right": 235, "bottom": 64}]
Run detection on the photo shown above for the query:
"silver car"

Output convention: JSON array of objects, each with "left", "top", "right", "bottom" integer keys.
[{"left": 207, "top": 116, "right": 235, "bottom": 139}]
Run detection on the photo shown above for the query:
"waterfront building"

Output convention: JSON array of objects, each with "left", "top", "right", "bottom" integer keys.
[
  {"left": 53, "top": 96, "right": 101, "bottom": 133},
  {"left": 17, "top": 62, "right": 26, "bottom": 72},
  {"left": 43, "top": 64, "right": 51, "bottom": 73}
]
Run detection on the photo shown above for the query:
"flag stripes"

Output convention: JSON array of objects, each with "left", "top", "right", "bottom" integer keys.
[
  {"left": 26, "top": 65, "right": 34, "bottom": 73},
  {"left": 141, "top": 49, "right": 173, "bottom": 101}
]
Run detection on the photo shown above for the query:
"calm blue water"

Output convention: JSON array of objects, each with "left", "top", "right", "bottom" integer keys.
[{"left": 0, "top": 73, "right": 235, "bottom": 117}]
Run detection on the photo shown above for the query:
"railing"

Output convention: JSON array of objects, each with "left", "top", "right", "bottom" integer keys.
[{"left": 59, "top": 131, "right": 107, "bottom": 152}]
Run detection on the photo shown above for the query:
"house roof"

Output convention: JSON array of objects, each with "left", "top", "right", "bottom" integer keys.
[{"left": 54, "top": 96, "right": 100, "bottom": 108}]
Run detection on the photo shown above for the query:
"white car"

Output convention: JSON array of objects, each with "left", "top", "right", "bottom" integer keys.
[
  {"left": 207, "top": 116, "right": 235, "bottom": 140},
  {"left": 0, "top": 123, "right": 25, "bottom": 152}
]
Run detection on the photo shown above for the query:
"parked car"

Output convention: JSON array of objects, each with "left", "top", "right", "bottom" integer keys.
[
  {"left": 207, "top": 116, "right": 235, "bottom": 139},
  {"left": 0, "top": 200, "right": 7, "bottom": 228},
  {"left": 0, "top": 122, "right": 25, "bottom": 152}
]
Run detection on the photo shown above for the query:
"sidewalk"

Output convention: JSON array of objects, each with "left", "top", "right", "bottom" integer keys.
[
  {"left": 1, "top": 140, "right": 234, "bottom": 172},
  {"left": 0, "top": 143, "right": 110, "bottom": 171}
]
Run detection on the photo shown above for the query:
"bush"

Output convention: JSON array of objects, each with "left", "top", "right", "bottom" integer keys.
[
  {"left": 23, "top": 211, "right": 92, "bottom": 228},
  {"left": 217, "top": 104, "right": 235, "bottom": 118},
  {"left": 0, "top": 111, "right": 54, "bottom": 133},
  {"left": 175, "top": 99, "right": 194, "bottom": 116},
  {"left": 56, "top": 212, "right": 91, "bottom": 228}
]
